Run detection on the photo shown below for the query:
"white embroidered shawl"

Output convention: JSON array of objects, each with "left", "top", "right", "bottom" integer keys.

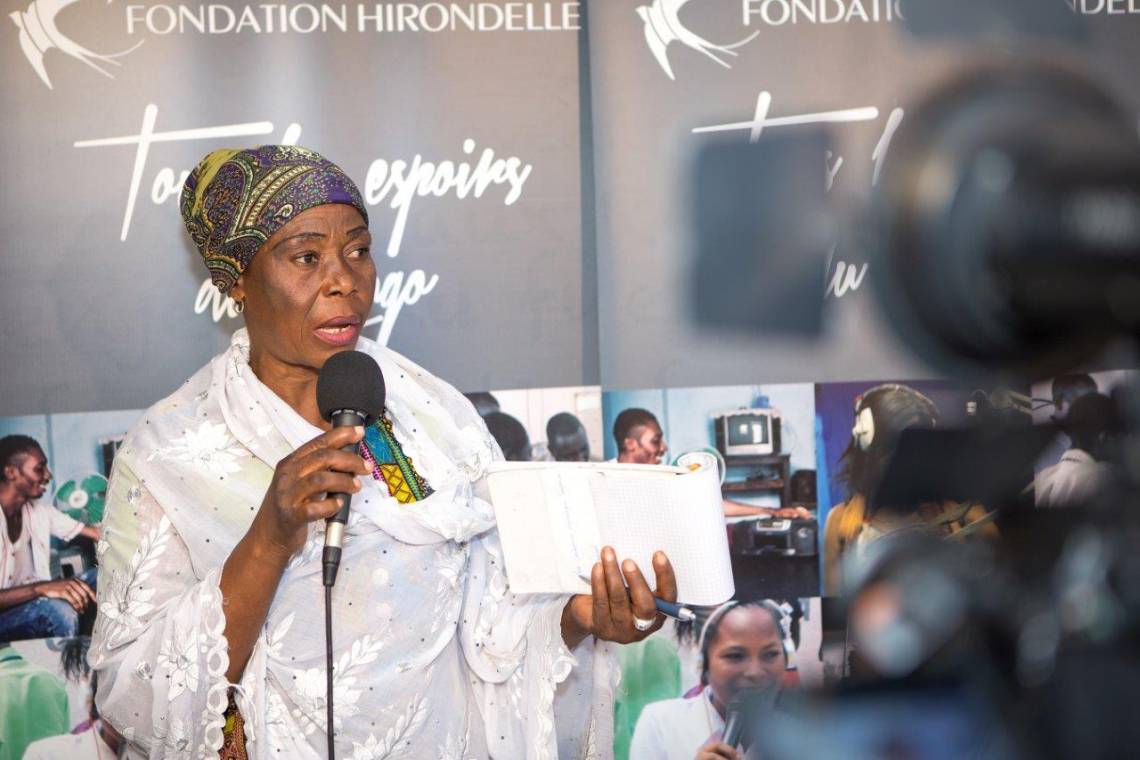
[{"left": 89, "top": 329, "right": 616, "bottom": 759}]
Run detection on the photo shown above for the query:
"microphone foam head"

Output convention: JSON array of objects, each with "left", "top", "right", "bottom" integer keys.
[{"left": 316, "top": 350, "right": 386, "bottom": 424}]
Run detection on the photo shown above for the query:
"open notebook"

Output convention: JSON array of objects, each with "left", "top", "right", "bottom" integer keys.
[{"left": 484, "top": 461, "right": 735, "bottom": 606}]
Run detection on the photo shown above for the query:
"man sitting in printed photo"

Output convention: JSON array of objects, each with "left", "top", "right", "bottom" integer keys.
[
  {"left": 612, "top": 408, "right": 810, "bottom": 520},
  {"left": 0, "top": 435, "right": 101, "bottom": 641}
]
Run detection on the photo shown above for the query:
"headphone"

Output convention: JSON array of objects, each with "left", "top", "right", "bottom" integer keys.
[
  {"left": 851, "top": 384, "right": 940, "bottom": 452},
  {"left": 853, "top": 383, "right": 939, "bottom": 416}
]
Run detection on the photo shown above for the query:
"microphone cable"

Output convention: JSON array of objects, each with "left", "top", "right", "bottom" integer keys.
[
  {"left": 314, "top": 349, "right": 385, "bottom": 760},
  {"left": 325, "top": 582, "right": 335, "bottom": 759}
]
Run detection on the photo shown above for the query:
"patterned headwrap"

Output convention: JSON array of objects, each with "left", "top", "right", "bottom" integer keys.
[{"left": 180, "top": 145, "right": 369, "bottom": 293}]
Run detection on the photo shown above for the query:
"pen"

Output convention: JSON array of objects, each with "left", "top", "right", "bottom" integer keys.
[
  {"left": 578, "top": 572, "right": 696, "bottom": 622},
  {"left": 653, "top": 598, "right": 696, "bottom": 622}
]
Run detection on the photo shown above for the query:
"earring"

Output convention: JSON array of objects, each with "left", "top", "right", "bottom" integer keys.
[{"left": 233, "top": 299, "right": 245, "bottom": 314}]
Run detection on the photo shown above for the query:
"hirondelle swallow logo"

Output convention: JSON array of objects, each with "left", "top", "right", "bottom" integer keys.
[
  {"left": 10, "top": 0, "right": 142, "bottom": 89},
  {"left": 636, "top": 0, "right": 758, "bottom": 80}
]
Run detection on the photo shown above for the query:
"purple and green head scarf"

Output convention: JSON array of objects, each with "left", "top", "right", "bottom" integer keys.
[{"left": 180, "top": 145, "right": 368, "bottom": 293}]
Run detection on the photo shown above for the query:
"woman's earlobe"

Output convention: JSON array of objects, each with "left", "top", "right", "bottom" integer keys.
[{"left": 228, "top": 280, "right": 247, "bottom": 315}]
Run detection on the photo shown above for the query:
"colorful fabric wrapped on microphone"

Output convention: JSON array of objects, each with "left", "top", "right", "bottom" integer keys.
[{"left": 360, "top": 413, "right": 433, "bottom": 504}]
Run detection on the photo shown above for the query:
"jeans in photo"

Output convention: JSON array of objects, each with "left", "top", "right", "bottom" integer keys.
[{"left": 0, "top": 567, "right": 98, "bottom": 642}]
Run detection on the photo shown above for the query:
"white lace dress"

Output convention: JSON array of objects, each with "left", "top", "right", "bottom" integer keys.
[{"left": 89, "top": 330, "right": 617, "bottom": 759}]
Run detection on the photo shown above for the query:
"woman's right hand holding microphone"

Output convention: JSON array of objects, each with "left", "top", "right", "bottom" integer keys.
[{"left": 249, "top": 425, "right": 370, "bottom": 560}]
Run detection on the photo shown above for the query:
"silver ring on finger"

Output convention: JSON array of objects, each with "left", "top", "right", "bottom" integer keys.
[{"left": 633, "top": 614, "right": 656, "bottom": 632}]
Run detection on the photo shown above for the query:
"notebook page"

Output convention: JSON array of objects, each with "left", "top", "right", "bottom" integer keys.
[
  {"left": 589, "top": 466, "right": 734, "bottom": 605},
  {"left": 541, "top": 468, "right": 602, "bottom": 591},
  {"left": 485, "top": 465, "right": 600, "bottom": 594},
  {"left": 485, "top": 462, "right": 734, "bottom": 605}
]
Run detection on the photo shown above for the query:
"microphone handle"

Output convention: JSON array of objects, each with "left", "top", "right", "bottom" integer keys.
[
  {"left": 322, "top": 409, "right": 367, "bottom": 587},
  {"left": 722, "top": 708, "right": 743, "bottom": 748}
]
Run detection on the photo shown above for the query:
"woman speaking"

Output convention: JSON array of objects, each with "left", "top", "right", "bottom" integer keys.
[
  {"left": 90, "top": 145, "right": 676, "bottom": 759},
  {"left": 629, "top": 601, "right": 791, "bottom": 760}
]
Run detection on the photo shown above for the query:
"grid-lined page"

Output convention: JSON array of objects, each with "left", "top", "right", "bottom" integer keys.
[
  {"left": 485, "top": 462, "right": 734, "bottom": 605},
  {"left": 590, "top": 466, "right": 733, "bottom": 605}
]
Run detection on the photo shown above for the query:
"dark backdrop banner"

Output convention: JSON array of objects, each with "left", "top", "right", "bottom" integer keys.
[
  {"left": 1, "top": 0, "right": 587, "bottom": 415},
  {"left": 4, "top": 2, "right": 1140, "bottom": 416},
  {"left": 586, "top": 0, "right": 1140, "bottom": 390}
]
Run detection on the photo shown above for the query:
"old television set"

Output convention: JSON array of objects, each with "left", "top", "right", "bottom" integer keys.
[{"left": 714, "top": 408, "right": 781, "bottom": 457}]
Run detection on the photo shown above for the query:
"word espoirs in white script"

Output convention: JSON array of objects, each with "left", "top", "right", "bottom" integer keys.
[
  {"left": 364, "top": 138, "right": 532, "bottom": 258},
  {"left": 125, "top": 2, "right": 581, "bottom": 35},
  {"left": 75, "top": 104, "right": 535, "bottom": 344}
]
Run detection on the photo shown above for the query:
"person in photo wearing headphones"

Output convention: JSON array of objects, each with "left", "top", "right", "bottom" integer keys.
[
  {"left": 822, "top": 384, "right": 998, "bottom": 595},
  {"left": 629, "top": 600, "right": 794, "bottom": 760}
]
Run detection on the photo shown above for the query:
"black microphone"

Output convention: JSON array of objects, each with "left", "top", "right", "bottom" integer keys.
[
  {"left": 722, "top": 688, "right": 765, "bottom": 750},
  {"left": 316, "top": 350, "right": 385, "bottom": 588}
]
